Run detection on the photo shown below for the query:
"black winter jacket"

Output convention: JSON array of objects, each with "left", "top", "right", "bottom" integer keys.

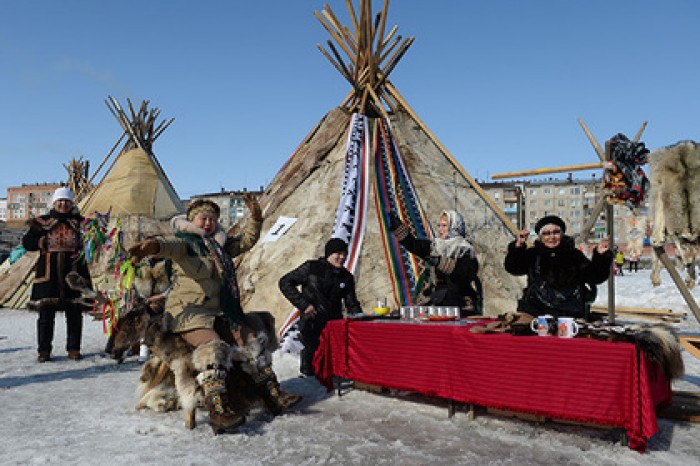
[
  {"left": 22, "top": 209, "right": 92, "bottom": 301},
  {"left": 278, "top": 258, "right": 362, "bottom": 320},
  {"left": 397, "top": 232, "right": 480, "bottom": 307},
  {"left": 504, "top": 235, "right": 612, "bottom": 319}
]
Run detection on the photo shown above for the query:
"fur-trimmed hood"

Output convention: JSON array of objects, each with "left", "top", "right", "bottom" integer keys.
[{"left": 170, "top": 214, "right": 227, "bottom": 246}]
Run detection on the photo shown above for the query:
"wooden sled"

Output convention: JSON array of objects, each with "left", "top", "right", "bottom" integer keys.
[{"left": 658, "top": 391, "right": 700, "bottom": 423}]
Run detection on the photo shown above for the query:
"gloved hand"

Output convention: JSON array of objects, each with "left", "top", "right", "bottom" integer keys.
[
  {"left": 243, "top": 193, "right": 263, "bottom": 222},
  {"left": 388, "top": 211, "right": 403, "bottom": 231},
  {"left": 128, "top": 239, "right": 160, "bottom": 262},
  {"left": 425, "top": 255, "right": 440, "bottom": 267}
]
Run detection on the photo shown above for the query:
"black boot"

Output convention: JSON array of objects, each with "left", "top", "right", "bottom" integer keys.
[{"left": 299, "top": 348, "right": 315, "bottom": 377}]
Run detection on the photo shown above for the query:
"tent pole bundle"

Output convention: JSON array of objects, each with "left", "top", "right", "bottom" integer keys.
[{"left": 315, "top": 0, "right": 517, "bottom": 235}]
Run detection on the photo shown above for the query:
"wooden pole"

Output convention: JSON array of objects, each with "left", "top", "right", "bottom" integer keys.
[
  {"left": 578, "top": 119, "right": 605, "bottom": 162},
  {"left": 385, "top": 81, "right": 519, "bottom": 235},
  {"left": 580, "top": 197, "right": 607, "bottom": 244},
  {"left": 654, "top": 247, "right": 700, "bottom": 323},
  {"left": 491, "top": 162, "right": 604, "bottom": 180},
  {"left": 605, "top": 141, "right": 615, "bottom": 323},
  {"left": 633, "top": 121, "right": 648, "bottom": 143}
]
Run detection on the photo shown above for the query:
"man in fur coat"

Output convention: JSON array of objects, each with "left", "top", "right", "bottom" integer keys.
[
  {"left": 505, "top": 215, "right": 612, "bottom": 320},
  {"left": 22, "top": 187, "right": 92, "bottom": 362}
]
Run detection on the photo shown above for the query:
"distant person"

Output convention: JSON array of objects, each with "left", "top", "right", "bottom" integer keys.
[
  {"left": 628, "top": 253, "right": 640, "bottom": 273},
  {"left": 615, "top": 249, "right": 625, "bottom": 276},
  {"left": 389, "top": 210, "right": 481, "bottom": 316},
  {"left": 278, "top": 238, "right": 362, "bottom": 377},
  {"left": 504, "top": 215, "right": 612, "bottom": 320},
  {"left": 22, "top": 187, "right": 92, "bottom": 362}
]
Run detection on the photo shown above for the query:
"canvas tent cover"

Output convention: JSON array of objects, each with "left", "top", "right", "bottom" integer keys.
[{"left": 79, "top": 148, "right": 182, "bottom": 220}]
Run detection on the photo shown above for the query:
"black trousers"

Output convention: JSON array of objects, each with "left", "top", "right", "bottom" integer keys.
[
  {"left": 37, "top": 301, "right": 83, "bottom": 354},
  {"left": 299, "top": 315, "right": 331, "bottom": 376}
]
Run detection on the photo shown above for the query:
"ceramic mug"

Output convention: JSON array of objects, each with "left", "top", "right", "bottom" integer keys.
[
  {"left": 530, "top": 314, "right": 554, "bottom": 336},
  {"left": 557, "top": 317, "right": 579, "bottom": 338}
]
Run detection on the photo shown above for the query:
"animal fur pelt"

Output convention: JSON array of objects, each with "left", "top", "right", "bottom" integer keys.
[
  {"left": 469, "top": 312, "right": 535, "bottom": 336},
  {"left": 135, "top": 356, "right": 182, "bottom": 412},
  {"left": 650, "top": 140, "right": 700, "bottom": 241},
  {"left": 579, "top": 323, "right": 685, "bottom": 381},
  {"left": 132, "top": 259, "right": 172, "bottom": 301}
]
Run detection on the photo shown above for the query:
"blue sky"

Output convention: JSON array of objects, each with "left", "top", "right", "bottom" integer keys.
[{"left": 1, "top": 1, "right": 698, "bottom": 199}]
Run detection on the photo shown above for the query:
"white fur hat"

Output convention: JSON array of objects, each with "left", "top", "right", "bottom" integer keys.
[{"left": 51, "top": 187, "right": 74, "bottom": 204}]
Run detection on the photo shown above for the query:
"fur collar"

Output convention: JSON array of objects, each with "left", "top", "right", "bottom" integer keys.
[
  {"left": 430, "top": 236, "right": 474, "bottom": 259},
  {"left": 170, "top": 214, "right": 226, "bottom": 246}
]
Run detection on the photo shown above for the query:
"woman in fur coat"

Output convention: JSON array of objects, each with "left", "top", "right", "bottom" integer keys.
[
  {"left": 22, "top": 187, "right": 92, "bottom": 363},
  {"left": 128, "top": 195, "right": 301, "bottom": 433},
  {"left": 504, "top": 215, "right": 612, "bottom": 321},
  {"left": 389, "top": 210, "right": 481, "bottom": 316}
]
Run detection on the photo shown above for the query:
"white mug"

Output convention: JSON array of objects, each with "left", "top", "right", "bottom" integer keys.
[
  {"left": 530, "top": 314, "right": 554, "bottom": 336},
  {"left": 557, "top": 317, "right": 579, "bottom": 338}
]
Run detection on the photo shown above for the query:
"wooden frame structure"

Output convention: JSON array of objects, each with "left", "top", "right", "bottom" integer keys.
[
  {"left": 492, "top": 121, "right": 644, "bottom": 322},
  {"left": 315, "top": 0, "right": 518, "bottom": 235}
]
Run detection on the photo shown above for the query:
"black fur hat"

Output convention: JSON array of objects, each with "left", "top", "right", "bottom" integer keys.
[
  {"left": 325, "top": 238, "right": 348, "bottom": 257},
  {"left": 535, "top": 215, "right": 566, "bottom": 234}
]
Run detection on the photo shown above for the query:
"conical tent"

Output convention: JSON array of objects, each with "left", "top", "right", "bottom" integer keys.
[
  {"left": 78, "top": 97, "right": 183, "bottom": 220},
  {"left": 0, "top": 98, "right": 183, "bottom": 308},
  {"left": 237, "top": 0, "right": 524, "bottom": 330}
]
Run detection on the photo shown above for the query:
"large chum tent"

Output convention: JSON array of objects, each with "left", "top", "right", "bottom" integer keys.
[
  {"left": 237, "top": 0, "right": 524, "bottom": 330},
  {"left": 0, "top": 98, "right": 183, "bottom": 308}
]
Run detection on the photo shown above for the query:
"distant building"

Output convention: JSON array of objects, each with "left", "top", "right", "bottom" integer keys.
[
  {"left": 482, "top": 175, "right": 649, "bottom": 245},
  {"left": 0, "top": 198, "right": 7, "bottom": 223},
  {"left": 478, "top": 182, "right": 525, "bottom": 229},
  {"left": 187, "top": 187, "right": 264, "bottom": 229},
  {"left": 5, "top": 183, "right": 63, "bottom": 228}
]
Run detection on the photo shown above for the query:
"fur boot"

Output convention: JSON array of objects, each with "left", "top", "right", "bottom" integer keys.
[
  {"left": 192, "top": 340, "right": 245, "bottom": 434},
  {"left": 230, "top": 330, "right": 302, "bottom": 415},
  {"left": 252, "top": 366, "right": 303, "bottom": 415}
]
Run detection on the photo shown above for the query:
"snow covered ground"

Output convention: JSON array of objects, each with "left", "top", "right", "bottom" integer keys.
[{"left": 1, "top": 269, "right": 699, "bottom": 466}]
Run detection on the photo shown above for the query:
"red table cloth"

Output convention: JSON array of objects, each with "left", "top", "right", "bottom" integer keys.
[{"left": 313, "top": 319, "right": 672, "bottom": 453}]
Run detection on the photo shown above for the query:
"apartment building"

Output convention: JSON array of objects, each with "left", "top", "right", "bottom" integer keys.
[
  {"left": 187, "top": 188, "right": 264, "bottom": 229},
  {"left": 482, "top": 176, "right": 647, "bottom": 244},
  {"left": 0, "top": 198, "right": 7, "bottom": 223},
  {"left": 5, "top": 183, "right": 63, "bottom": 228},
  {"left": 478, "top": 182, "right": 525, "bottom": 229}
]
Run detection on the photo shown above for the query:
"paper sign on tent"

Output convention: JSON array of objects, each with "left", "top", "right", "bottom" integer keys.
[{"left": 261, "top": 216, "right": 297, "bottom": 243}]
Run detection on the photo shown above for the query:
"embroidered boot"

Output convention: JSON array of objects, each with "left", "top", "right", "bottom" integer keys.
[
  {"left": 197, "top": 368, "right": 245, "bottom": 434},
  {"left": 193, "top": 341, "right": 245, "bottom": 434},
  {"left": 254, "top": 366, "right": 303, "bottom": 415}
]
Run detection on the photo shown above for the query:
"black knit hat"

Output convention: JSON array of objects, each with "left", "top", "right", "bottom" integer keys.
[
  {"left": 535, "top": 215, "right": 566, "bottom": 234},
  {"left": 325, "top": 238, "right": 349, "bottom": 257}
]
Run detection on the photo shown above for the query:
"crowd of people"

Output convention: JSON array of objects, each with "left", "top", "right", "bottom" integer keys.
[{"left": 23, "top": 186, "right": 615, "bottom": 433}]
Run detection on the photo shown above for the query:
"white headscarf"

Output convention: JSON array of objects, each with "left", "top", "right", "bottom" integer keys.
[{"left": 430, "top": 210, "right": 475, "bottom": 259}]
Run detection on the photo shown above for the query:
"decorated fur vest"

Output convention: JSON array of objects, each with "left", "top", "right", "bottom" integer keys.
[{"left": 22, "top": 209, "right": 91, "bottom": 301}]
